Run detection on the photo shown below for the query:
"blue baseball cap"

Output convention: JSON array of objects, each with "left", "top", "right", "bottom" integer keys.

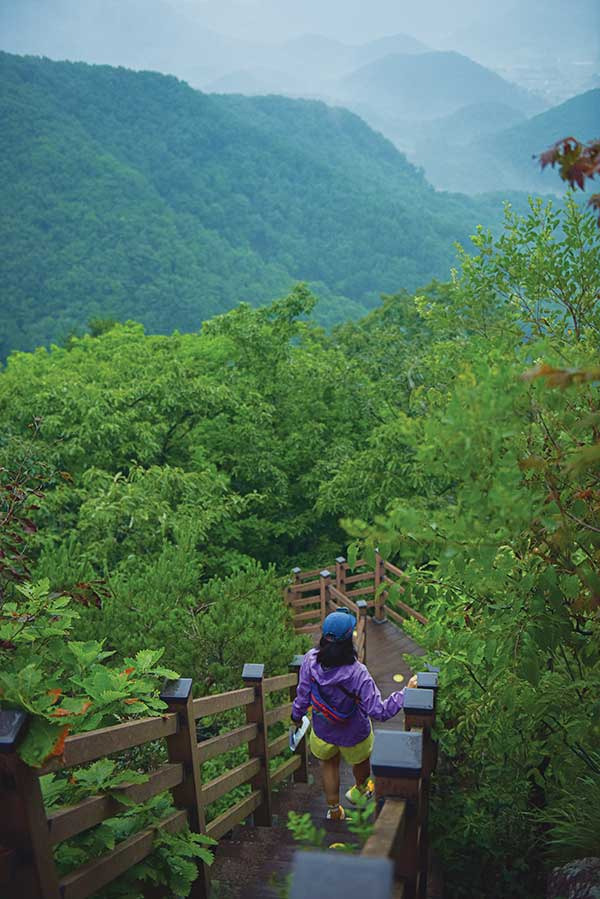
[{"left": 322, "top": 608, "right": 356, "bottom": 642}]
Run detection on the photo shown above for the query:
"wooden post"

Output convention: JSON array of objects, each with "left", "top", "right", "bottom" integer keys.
[
  {"left": 0, "top": 710, "right": 61, "bottom": 899},
  {"left": 286, "top": 567, "right": 302, "bottom": 608},
  {"left": 289, "top": 655, "right": 308, "bottom": 783},
  {"left": 357, "top": 599, "right": 368, "bottom": 664},
  {"left": 160, "top": 678, "right": 209, "bottom": 899},
  {"left": 374, "top": 550, "right": 386, "bottom": 623},
  {"left": 242, "top": 664, "right": 272, "bottom": 827},
  {"left": 319, "top": 569, "right": 331, "bottom": 623},
  {"left": 335, "top": 556, "right": 347, "bottom": 592},
  {"left": 371, "top": 729, "right": 424, "bottom": 899},
  {"left": 403, "top": 685, "right": 437, "bottom": 899},
  {"left": 415, "top": 671, "right": 439, "bottom": 776},
  {"left": 291, "top": 851, "right": 393, "bottom": 899}
]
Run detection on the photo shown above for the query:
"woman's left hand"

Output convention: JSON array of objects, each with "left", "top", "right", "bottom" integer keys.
[{"left": 407, "top": 675, "right": 418, "bottom": 689}]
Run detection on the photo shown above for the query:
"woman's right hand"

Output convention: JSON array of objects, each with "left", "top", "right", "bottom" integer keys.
[{"left": 407, "top": 675, "right": 418, "bottom": 689}]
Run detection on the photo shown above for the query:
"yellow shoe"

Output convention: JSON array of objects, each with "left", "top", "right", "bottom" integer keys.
[
  {"left": 326, "top": 804, "right": 346, "bottom": 821},
  {"left": 344, "top": 779, "right": 374, "bottom": 805}
]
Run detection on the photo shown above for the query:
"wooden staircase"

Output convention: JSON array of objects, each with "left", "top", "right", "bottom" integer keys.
[{"left": 0, "top": 554, "right": 438, "bottom": 899}]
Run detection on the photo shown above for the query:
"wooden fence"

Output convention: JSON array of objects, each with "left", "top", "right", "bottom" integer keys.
[
  {"left": 285, "top": 553, "right": 427, "bottom": 658},
  {"left": 1, "top": 553, "right": 432, "bottom": 899},
  {"left": 290, "top": 667, "right": 440, "bottom": 899},
  {"left": 0, "top": 660, "right": 309, "bottom": 899}
]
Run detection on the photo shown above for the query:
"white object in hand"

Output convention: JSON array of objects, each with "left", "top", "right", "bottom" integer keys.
[{"left": 289, "top": 715, "right": 310, "bottom": 752}]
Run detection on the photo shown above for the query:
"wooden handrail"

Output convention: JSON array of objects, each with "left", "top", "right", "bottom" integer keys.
[
  {"left": 193, "top": 687, "right": 255, "bottom": 719},
  {"left": 201, "top": 758, "right": 261, "bottom": 806},
  {"left": 384, "top": 560, "right": 407, "bottom": 579},
  {"left": 206, "top": 790, "right": 262, "bottom": 841},
  {"left": 344, "top": 570, "right": 375, "bottom": 585},
  {"left": 329, "top": 583, "right": 360, "bottom": 615},
  {"left": 287, "top": 579, "right": 321, "bottom": 593},
  {"left": 385, "top": 606, "right": 407, "bottom": 627},
  {"left": 38, "top": 714, "right": 179, "bottom": 775},
  {"left": 362, "top": 798, "right": 407, "bottom": 862},
  {"left": 382, "top": 578, "right": 427, "bottom": 624},
  {"left": 1, "top": 658, "right": 307, "bottom": 899},
  {"left": 291, "top": 565, "right": 335, "bottom": 581},
  {"left": 197, "top": 723, "right": 258, "bottom": 764},
  {"left": 268, "top": 732, "right": 289, "bottom": 757},
  {"left": 265, "top": 702, "right": 293, "bottom": 726},
  {"left": 263, "top": 673, "right": 297, "bottom": 694},
  {"left": 346, "top": 585, "right": 376, "bottom": 597},
  {"left": 47, "top": 763, "right": 184, "bottom": 845},
  {"left": 271, "top": 755, "right": 301, "bottom": 786},
  {"left": 288, "top": 594, "right": 321, "bottom": 608},
  {"left": 59, "top": 809, "right": 187, "bottom": 899},
  {"left": 293, "top": 607, "right": 322, "bottom": 622}
]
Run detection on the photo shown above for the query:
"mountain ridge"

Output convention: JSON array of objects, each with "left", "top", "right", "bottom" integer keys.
[
  {"left": 414, "top": 88, "right": 600, "bottom": 193},
  {"left": 0, "top": 51, "right": 532, "bottom": 357}
]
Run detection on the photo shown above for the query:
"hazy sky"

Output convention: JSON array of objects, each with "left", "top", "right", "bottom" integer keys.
[
  {"left": 1, "top": 0, "right": 598, "bottom": 75},
  {"left": 174, "top": 0, "right": 513, "bottom": 44}
]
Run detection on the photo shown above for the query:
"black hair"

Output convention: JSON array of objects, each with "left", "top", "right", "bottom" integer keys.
[{"left": 316, "top": 636, "right": 357, "bottom": 669}]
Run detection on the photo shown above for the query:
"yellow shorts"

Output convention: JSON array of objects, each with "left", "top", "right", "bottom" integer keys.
[{"left": 309, "top": 727, "right": 374, "bottom": 765}]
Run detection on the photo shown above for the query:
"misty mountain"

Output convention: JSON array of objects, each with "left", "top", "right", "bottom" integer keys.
[
  {"left": 416, "top": 89, "right": 600, "bottom": 193},
  {"left": 337, "top": 51, "right": 545, "bottom": 123},
  {"left": 0, "top": 0, "right": 430, "bottom": 95},
  {"left": 271, "top": 32, "right": 428, "bottom": 80},
  {"left": 203, "top": 33, "right": 429, "bottom": 97},
  {"left": 0, "top": 51, "right": 529, "bottom": 357},
  {"left": 205, "top": 68, "right": 305, "bottom": 96},
  {"left": 416, "top": 103, "right": 527, "bottom": 148}
]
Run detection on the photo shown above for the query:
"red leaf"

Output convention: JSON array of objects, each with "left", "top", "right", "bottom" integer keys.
[{"left": 46, "top": 726, "right": 70, "bottom": 761}]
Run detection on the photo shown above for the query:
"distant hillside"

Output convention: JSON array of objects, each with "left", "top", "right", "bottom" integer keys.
[
  {"left": 416, "top": 103, "right": 527, "bottom": 148},
  {"left": 337, "top": 51, "right": 545, "bottom": 121},
  {"left": 416, "top": 89, "right": 600, "bottom": 193},
  {"left": 351, "top": 33, "right": 428, "bottom": 66},
  {"left": 0, "top": 52, "right": 530, "bottom": 357},
  {"left": 206, "top": 67, "right": 304, "bottom": 96},
  {"left": 202, "top": 33, "right": 429, "bottom": 95}
]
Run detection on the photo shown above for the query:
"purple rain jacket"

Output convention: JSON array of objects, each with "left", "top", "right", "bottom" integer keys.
[{"left": 291, "top": 648, "right": 406, "bottom": 747}]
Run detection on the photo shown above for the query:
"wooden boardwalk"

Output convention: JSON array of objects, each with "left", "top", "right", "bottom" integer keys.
[{"left": 210, "top": 618, "right": 424, "bottom": 898}]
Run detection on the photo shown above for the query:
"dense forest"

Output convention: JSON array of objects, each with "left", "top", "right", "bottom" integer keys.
[
  {"left": 0, "top": 51, "right": 535, "bottom": 358},
  {"left": 2, "top": 188, "right": 600, "bottom": 895}
]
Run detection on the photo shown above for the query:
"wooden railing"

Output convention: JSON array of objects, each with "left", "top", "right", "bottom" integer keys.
[
  {"left": 285, "top": 553, "right": 427, "bottom": 661},
  {"left": 0, "top": 659, "right": 309, "bottom": 899},
  {"left": 1, "top": 554, "right": 432, "bottom": 899},
  {"left": 289, "top": 668, "right": 440, "bottom": 899}
]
